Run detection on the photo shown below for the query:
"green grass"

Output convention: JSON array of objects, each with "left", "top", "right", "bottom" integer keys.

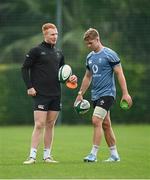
[{"left": 0, "top": 125, "right": 150, "bottom": 179}]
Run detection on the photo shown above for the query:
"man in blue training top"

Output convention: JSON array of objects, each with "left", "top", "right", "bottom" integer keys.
[{"left": 75, "top": 28, "right": 132, "bottom": 162}]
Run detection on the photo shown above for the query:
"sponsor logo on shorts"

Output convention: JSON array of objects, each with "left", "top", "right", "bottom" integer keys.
[
  {"left": 100, "top": 100, "right": 104, "bottom": 105},
  {"left": 26, "top": 54, "right": 29, "bottom": 57},
  {"left": 38, "top": 105, "right": 45, "bottom": 109}
]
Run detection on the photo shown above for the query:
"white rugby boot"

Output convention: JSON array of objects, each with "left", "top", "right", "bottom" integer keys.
[
  {"left": 103, "top": 155, "right": 120, "bottom": 162},
  {"left": 43, "top": 156, "right": 58, "bottom": 163},
  {"left": 23, "top": 157, "right": 36, "bottom": 165}
]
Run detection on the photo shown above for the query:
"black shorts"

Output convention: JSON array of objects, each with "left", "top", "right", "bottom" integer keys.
[
  {"left": 92, "top": 96, "right": 115, "bottom": 111},
  {"left": 33, "top": 95, "right": 61, "bottom": 111}
]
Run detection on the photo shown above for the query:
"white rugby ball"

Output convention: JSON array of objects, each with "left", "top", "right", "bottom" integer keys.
[
  {"left": 58, "top": 64, "right": 72, "bottom": 83},
  {"left": 74, "top": 99, "right": 90, "bottom": 114}
]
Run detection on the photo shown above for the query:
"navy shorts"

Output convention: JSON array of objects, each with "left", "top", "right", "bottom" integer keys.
[
  {"left": 92, "top": 96, "right": 115, "bottom": 111},
  {"left": 33, "top": 95, "right": 61, "bottom": 111}
]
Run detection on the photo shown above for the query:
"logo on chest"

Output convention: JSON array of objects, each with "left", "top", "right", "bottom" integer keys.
[
  {"left": 56, "top": 52, "right": 62, "bottom": 59},
  {"left": 41, "top": 51, "right": 46, "bottom": 55},
  {"left": 92, "top": 64, "right": 98, "bottom": 74},
  {"left": 98, "top": 58, "right": 102, "bottom": 63}
]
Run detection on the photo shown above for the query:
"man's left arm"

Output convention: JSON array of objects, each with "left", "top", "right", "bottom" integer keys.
[{"left": 114, "top": 65, "right": 133, "bottom": 107}]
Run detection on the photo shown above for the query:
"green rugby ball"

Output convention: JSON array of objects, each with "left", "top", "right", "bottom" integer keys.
[{"left": 74, "top": 99, "right": 90, "bottom": 114}]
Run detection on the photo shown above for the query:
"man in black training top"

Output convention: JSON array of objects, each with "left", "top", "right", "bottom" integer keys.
[{"left": 22, "top": 23, "right": 77, "bottom": 164}]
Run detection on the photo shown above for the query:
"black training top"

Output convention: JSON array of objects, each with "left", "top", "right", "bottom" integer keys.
[{"left": 21, "top": 41, "right": 65, "bottom": 97}]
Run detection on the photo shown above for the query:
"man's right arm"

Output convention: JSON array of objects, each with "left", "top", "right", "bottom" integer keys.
[
  {"left": 21, "top": 48, "right": 37, "bottom": 95},
  {"left": 78, "top": 69, "right": 92, "bottom": 96},
  {"left": 75, "top": 69, "right": 92, "bottom": 103}
]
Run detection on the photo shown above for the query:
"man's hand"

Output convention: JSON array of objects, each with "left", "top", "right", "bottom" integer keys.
[
  {"left": 69, "top": 74, "right": 78, "bottom": 83},
  {"left": 27, "top": 87, "right": 37, "bottom": 96},
  {"left": 74, "top": 91, "right": 83, "bottom": 107},
  {"left": 121, "top": 94, "right": 133, "bottom": 108}
]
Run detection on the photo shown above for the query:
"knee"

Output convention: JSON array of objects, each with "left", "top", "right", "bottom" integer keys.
[
  {"left": 102, "top": 120, "right": 111, "bottom": 131},
  {"left": 92, "top": 117, "right": 102, "bottom": 127},
  {"left": 46, "top": 120, "right": 56, "bottom": 128},
  {"left": 35, "top": 121, "right": 45, "bottom": 130}
]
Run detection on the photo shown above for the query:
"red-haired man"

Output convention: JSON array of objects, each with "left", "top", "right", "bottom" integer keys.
[{"left": 22, "top": 23, "right": 77, "bottom": 164}]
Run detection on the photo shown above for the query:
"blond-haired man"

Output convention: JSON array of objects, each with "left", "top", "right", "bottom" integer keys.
[{"left": 75, "top": 28, "right": 132, "bottom": 162}]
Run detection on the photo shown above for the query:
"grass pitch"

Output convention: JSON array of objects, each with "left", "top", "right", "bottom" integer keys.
[{"left": 0, "top": 125, "right": 150, "bottom": 179}]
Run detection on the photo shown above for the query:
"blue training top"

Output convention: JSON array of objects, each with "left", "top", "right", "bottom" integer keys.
[{"left": 86, "top": 47, "right": 121, "bottom": 101}]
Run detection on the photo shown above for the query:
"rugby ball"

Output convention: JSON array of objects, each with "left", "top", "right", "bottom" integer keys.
[
  {"left": 74, "top": 99, "right": 90, "bottom": 114},
  {"left": 58, "top": 64, "right": 72, "bottom": 83}
]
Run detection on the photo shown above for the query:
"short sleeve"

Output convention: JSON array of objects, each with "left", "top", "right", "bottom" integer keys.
[
  {"left": 86, "top": 52, "right": 92, "bottom": 70},
  {"left": 107, "top": 49, "right": 121, "bottom": 68}
]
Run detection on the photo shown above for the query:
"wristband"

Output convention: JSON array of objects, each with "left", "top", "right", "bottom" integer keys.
[{"left": 78, "top": 91, "right": 82, "bottom": 95}]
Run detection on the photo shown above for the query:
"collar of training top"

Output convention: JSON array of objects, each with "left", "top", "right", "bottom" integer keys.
[{"left": 42, "top": 41, "right": 55, "bottom": 48}]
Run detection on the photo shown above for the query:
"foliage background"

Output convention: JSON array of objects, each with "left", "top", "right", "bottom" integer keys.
[{"left": 0, "top": 0, "right": 150, "bottom": 124}]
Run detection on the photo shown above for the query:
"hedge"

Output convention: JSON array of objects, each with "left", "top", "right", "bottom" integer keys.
[{"left": 0, "top": 63, "right": 149, "bottom": 125}]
